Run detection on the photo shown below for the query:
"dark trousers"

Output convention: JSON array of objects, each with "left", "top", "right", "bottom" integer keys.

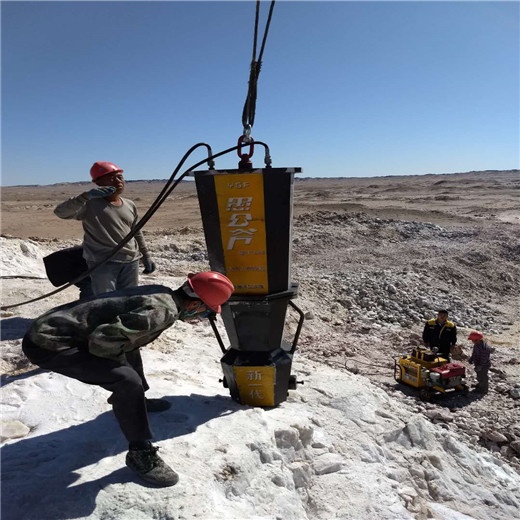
[
  {"left": 75, "top": 277, "right": 93, "bottom": 300},
  {"left": 22, "top": 337, "right": 152, "bottom": 443},
  {"left": 475, "top": 365, "right": 489, "bottom": 393}
]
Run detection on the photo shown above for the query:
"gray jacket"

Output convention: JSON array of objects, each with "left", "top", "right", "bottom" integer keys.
[
  {"left": 469, "top": 340, "right": 492, "bottom": 368},
  {"left": 54, "top": 195, "right": 149, "bottom": 263},
  {"left": 27, "top": 285, "right": 181, "bottom": 360}
]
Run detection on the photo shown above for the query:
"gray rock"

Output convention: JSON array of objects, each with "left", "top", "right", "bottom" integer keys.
[
  {"left": 510, "top": 388, "right": 520, "bottom": 399},
  {"left": 312, "top": 453, "right": 344, "bottom": 475},
  {"left": 495, "top": 383, "right": 510, "bottom": 394},
  {"left": 483, "top": 430, "right": 508, "bottom": 443},
  {"left": 289, "top": 462, "right": 312, "bottom": 488},
  {"left": 274, "top": 428, "right": 301, "bottom": 450},
  {"left": 292, "top": 425, "right": 314, "bottom": 447},
  {"left": 424, "top": 410, "right": 454, "bottom": 423}
]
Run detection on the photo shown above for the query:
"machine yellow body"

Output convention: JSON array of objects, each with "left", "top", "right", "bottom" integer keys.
[
  {"left": 395, "top": 348, "right": 467, "bottom": 401},
  {"left": 233, "top": 366, "right": 276, "bottom": 406},
  {"left": 397, "top": 348, "right": 447, "bottom": 389},
  {"left": 194, "top": 167, "right": 305, "bottom": 407}
]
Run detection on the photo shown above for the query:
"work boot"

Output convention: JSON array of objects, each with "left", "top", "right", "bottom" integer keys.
[{"left": 126, "top": 445, "right": 179, "bottom": 487}]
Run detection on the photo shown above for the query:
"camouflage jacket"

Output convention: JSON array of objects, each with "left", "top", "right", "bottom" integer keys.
[{"left": 27, "top": 285, "right": 181, "bottom": 360}]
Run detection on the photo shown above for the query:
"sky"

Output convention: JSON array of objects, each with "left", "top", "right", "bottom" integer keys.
[{"left": 1, "top": 0, "right": 519, "bottom": 185}]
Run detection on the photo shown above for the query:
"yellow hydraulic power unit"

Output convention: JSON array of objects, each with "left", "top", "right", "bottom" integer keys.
[
  {"left": 193, "top": 166, "right": 304, "bottom": 407},
  {"left": 395, "top": 348, "right": 467, "bottom": 401}
]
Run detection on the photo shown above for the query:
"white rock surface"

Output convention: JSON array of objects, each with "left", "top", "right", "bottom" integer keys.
[
  {"left": 0, "top": 237, "right": 48, "bottom": 278},
  {"left": 1, "top": 235, "right": 519, "bottom": 520},
  {"left": 2, "top": 333, "right": 519, "bottom": 520}
]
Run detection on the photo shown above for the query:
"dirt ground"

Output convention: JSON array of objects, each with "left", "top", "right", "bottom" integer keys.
[
  {"left": 1, "top": 168, "right": 520, "bottom": 469},
  {"left": 2, "top": 169, "right": 520, "bottom": 239}
]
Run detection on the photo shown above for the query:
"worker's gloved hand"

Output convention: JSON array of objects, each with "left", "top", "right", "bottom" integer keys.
[
  {"left": 142, "top": 256, "right": 156, "bottom": 274},
  {"left": 85, "top": 186, "right": 116, "bottom": 200}
]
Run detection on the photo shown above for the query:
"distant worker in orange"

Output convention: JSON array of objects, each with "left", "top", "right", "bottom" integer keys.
[
  {"left": 54, "top": 161, "right": 156, "bottom": 295},
  {"left": 422, "top": 309, "right": 457, "bottom": 362},
  {"left": 468, "top": 331, "right": 492, "bottom": 395}
]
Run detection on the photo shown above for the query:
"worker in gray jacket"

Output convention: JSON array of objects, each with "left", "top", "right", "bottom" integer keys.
[
  {"left": 468, "top": 331, "right": 493, "bottom": 395},
  {"left": 22, "top": 272, "right": 234, "bottom": 487},
  {"left": 54, "top": 161, "right": 156, "bottom": 295}
]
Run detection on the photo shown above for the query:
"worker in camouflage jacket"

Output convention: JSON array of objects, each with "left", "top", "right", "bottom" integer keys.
[
  {"left": 422, "top": 309, "right": 457, "bottom": 362},
  {"left": 22, "top": 272, "right": 234, "bottom": 488}
]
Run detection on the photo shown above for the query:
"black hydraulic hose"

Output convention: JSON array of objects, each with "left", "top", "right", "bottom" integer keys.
[
  {"left": 142, "top": 143, "right": 214, "bottom": 221},
  {"left": 0, "top": 276, "right": 45, "bottom": 280},
  {"left": 128, "top": 141, "right": 271, "bottom": 240},
  {"left": 1, "top": 141, "right": 271, "bottom": 311},
  {"left": 1, "top": 143, "right": 213, "bottom": 311},
  {"left": 344, "top": 357, "right": 386, "bottom": 370}
]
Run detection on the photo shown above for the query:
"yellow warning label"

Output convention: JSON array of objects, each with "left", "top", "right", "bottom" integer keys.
[
  {"left": 214, "top": 173, "right": 268, "bottom": 294},
  {"left": 234, "top": 365, "right": 275, "bottom": 406}
]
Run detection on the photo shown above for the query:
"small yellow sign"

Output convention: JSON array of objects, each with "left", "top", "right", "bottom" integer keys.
[
  {"left": 234, "top": 365, "right": 276, "bottom": 406},
  {"left": 214, "top": 173, "right": 268, "bottom": 294}
]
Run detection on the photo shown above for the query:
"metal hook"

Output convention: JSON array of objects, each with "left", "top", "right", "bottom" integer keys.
[{"left": 242, "top": 124, "right": 253, "bottom": 143}]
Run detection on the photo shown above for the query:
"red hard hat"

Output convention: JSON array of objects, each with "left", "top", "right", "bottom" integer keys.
[
  {"left": 90, "top": 161, "right": 124, "bottom": 181},
  {"left": 468, "top": 331, "right": 484, "bottom": 341},
  {"left": 187, "top": 271, "right": 234, "bottom": 313}
]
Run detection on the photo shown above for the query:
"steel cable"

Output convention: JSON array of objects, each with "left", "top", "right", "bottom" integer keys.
[{"left": 241, "top": 0, "right": 276, "bottom": 133}]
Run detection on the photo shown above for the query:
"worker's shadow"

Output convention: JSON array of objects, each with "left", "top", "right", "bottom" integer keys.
[
  {"left": 1, "top": 393, "right": 242, "bottom": 520},
  {"left": 392, "top": 382, "right": 483, "bottom": 408},
  {"left": 0, "top": 317, "right": 33, "bottom": 340},
  {"left": 430, "top": 390, "right": 485, "bottom": 409}
]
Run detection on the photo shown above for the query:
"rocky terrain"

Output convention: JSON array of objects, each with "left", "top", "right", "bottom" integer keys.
[{"left": 1, "top": 169, "right": 519, "bottom": 518}]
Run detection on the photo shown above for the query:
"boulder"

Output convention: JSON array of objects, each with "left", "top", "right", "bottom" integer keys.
[
  {"left": 483, "top": 430, "right": 508, "bottom": 443},
  {"left": 424, "top": 410, "right": 454, "bottom": 423},
  {"left": 510, "top": 440, "right": 520, "bottom": 455},
  {"left": 1, "top": 420, "right": 30, "bottom": 442},
  {"left": 312, "top": 453, "right": 344, "bottom": 475},
  {"left": 510, "top": 387, "right": 520, "bottom": 399}
]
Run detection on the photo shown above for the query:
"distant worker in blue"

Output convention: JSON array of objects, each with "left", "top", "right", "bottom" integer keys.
[
  {"left": 54, "top": 161, "right": 156, "bottom": 296},
  {"left": 422, "top": 309, "right": 457, "bottom": 362},
  {"left": 22, "top": 272, "right": 235, "bottom": 487}
]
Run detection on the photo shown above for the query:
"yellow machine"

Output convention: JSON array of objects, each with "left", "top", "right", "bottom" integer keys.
[{"left": 395, "top": 347, "right": 467, "bottom": 401}]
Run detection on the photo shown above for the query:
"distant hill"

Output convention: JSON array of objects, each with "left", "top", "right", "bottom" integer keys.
[{"left": 2, "top": 170, "right": 518, "bottom": 188}]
